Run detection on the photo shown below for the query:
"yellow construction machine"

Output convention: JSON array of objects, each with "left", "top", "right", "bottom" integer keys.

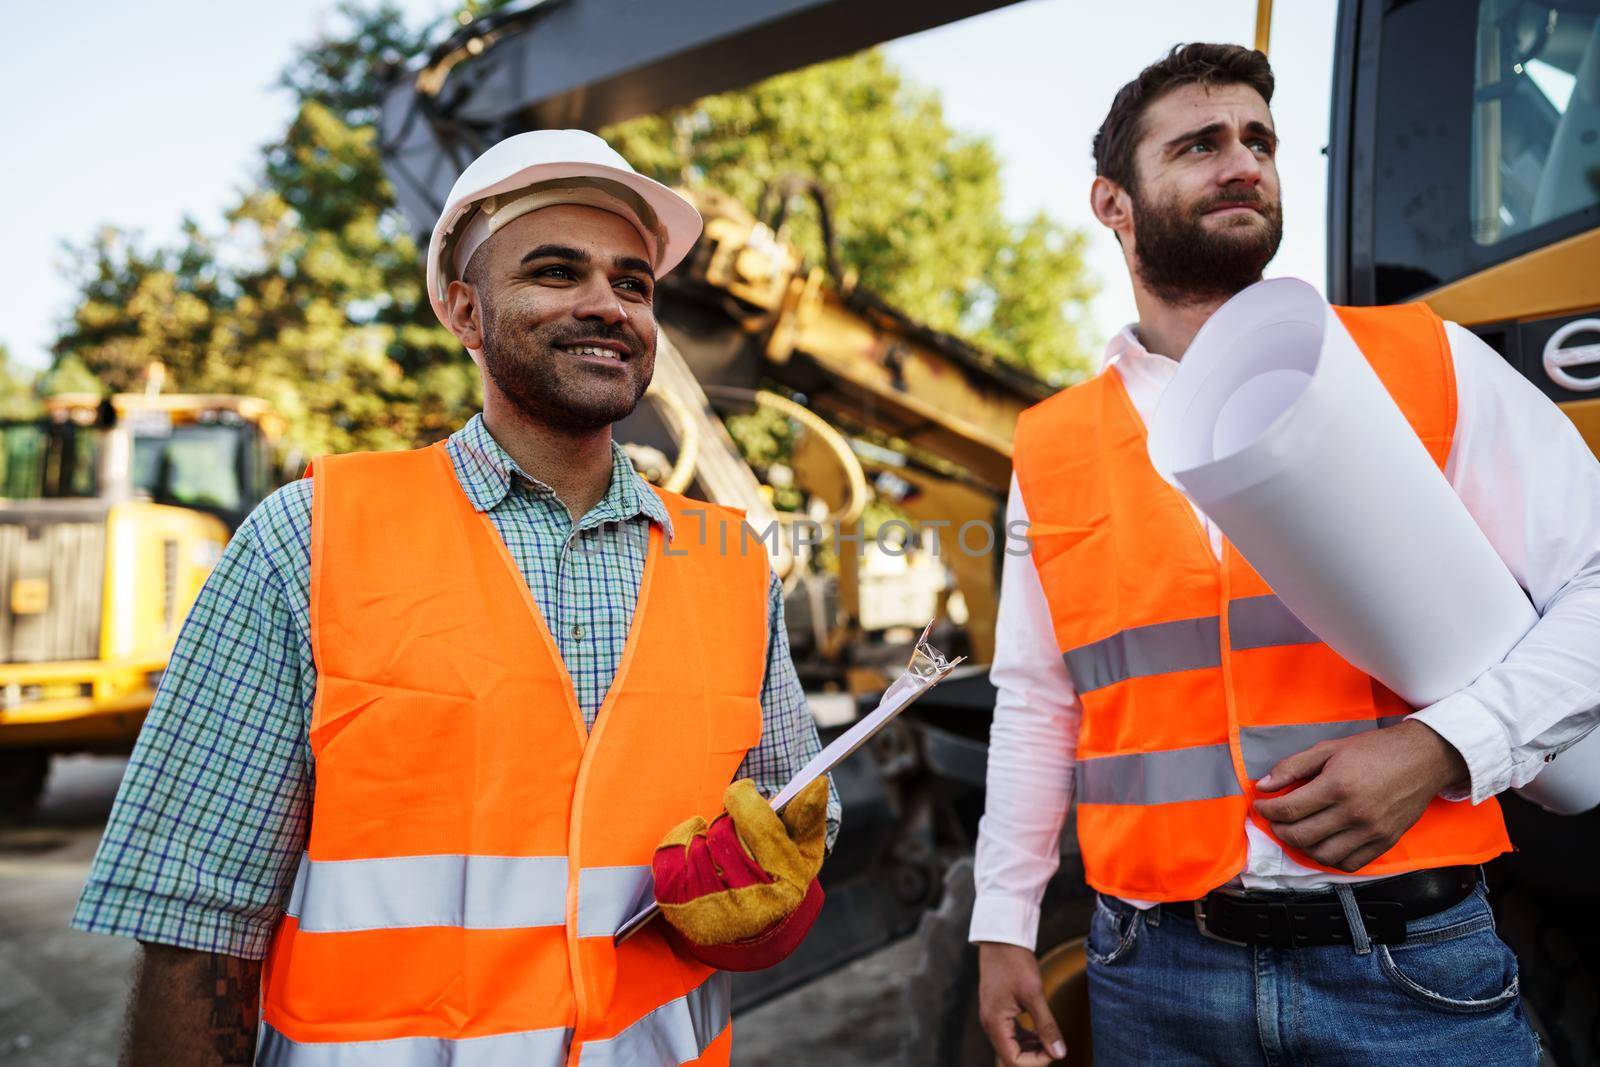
[
  {"left": 379, "top": 1, "right": 1600, "bottom": 1061},
  {"left": 0, "top": 390, "right": 285, "bottom": 814},
  {"left": 618, "top": 183, "right": 1047, "bottom": 672},
  {"left": 1326, "top": 3, "right": 1600, "bottom": 1061},
  {"left": 380, "top": 4, "right": 1065, "bottom": 1041}
]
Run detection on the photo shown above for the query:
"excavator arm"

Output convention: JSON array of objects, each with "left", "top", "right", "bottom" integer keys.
[{"left": 380, "top": 0, "right": 1023, "bottom": 242}]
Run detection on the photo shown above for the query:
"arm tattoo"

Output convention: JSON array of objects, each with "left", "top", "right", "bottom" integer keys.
[
  {"left": 197, "top": 953, "right": 260, "bottom": 1065},
  {"left": 124, "top": 943, "right": 261, "bottom": 1067}
]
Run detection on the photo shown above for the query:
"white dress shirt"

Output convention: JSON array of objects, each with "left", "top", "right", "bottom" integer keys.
[{"left": 970, "top": 321, "right": 1600, "bottom": 949}]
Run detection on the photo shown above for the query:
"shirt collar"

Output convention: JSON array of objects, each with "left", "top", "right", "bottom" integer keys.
[
  {"left": 446, "top": 414, "right": 674, "bottom": 538},
  {"left": 1102, "top": 323, "right": 1179, "bottom": 389}
]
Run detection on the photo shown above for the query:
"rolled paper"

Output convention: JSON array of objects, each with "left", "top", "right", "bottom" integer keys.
[{"left": 1147, "top": 278, "right": 1597, "bottom": 814}]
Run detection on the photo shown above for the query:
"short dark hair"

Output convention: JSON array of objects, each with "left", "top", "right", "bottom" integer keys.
[{"left": 1093, "top": 43, "right": 1275, "bottom": 192}]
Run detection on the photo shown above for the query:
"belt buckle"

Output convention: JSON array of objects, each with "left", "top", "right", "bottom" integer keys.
[{"left": 1193, "top": 897, "right": 1250, "bottom": 947}]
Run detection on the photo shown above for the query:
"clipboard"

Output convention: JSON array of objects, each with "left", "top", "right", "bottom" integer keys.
[{"left": 613, "top": 621, "right": 965, "bottom": 944}]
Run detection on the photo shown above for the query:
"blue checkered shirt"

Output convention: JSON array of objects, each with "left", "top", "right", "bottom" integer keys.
[{"left": 73, "top": 414, "right": 835, "bottom": 958}]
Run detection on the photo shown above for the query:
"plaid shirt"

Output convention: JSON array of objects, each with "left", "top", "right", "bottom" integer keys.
[{"left": 73, "top": 414, "right": 835, "bottom": 958}]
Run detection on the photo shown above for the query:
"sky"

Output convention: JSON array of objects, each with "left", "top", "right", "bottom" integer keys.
[{"left": 0, "top": 0, "right": 1338, "bottom": 372}]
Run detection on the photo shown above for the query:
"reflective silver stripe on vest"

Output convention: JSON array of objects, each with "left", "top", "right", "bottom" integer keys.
[
  {"left": 578, "top": 972, "right": 732, "bottom": 1067},
  {"left": 1227, "top": 595, "right": 1319, "bottom": 651},
  {"left": 1062, "top": 616, "right": 1221, "bottom": 693},
  {"left": 1240, "top": 717, "right": 1407, "bottom": 780},
  {"left": 255, "top": 1020, "right": 571, "bottom": 1066},
  {"left": 285, "top": 854, "right": 569, "bottom": 932},
  {"left": 284, "top": 855, "right": 661, "bottom": 938},
  {"left": 576, "top": 865, "right": 656, "bottom": 938},
  {"left": 1063, "top": 596, "right": 1320, "bottom": 694},
  {"left": 1076, "top": 744, "right": 1243, "bottom": 805}
]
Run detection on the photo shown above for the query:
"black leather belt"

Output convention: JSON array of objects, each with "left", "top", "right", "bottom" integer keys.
[{"left": 1160, "top": 866, "right": 1479, "bottom": 948}]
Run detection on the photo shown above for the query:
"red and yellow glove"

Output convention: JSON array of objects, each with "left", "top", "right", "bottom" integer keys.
[{"left": 650, "top": 776, "right": 828, "bottom": 971}]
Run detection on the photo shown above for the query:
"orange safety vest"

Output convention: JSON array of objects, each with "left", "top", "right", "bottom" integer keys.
[
  {"left": 257, "top": 442, "right": 770, "bottom": 1066},
  {"left": 1013, "top": 303, "right": 1511, "bottom": 902}
]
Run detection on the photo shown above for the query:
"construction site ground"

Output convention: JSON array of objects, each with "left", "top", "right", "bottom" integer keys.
[{"left": 0, "top": 756, "right": 918, "bottom": 1066}]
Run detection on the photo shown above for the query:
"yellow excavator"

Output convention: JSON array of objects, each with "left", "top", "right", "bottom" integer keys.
[
  {"left": 618, "top": 182, "right": 1047, "bottom": 669},
  {"left": 0, "top": 388, "right": 285, "bottom": 815},
  {"left": 380, "top": 1, "right": 1600, "bottom": 1062},
  {"left": 379, "top": 5, "right": 1085, "bottom": 1050}
]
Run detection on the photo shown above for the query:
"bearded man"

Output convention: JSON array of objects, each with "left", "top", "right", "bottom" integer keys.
[
  {"left": 973, "top": 43, "right": 1600, "bottom": 1066},
  {"left": 74, "top": 131, "right": 838, "bottom": 1067}
]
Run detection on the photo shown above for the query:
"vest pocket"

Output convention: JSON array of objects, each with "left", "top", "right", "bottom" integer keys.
[
  {"left": 1027, "top": 523, "right": 1098, "bottom": 571},
  {"left": 309, "top": 674, "right": 474, "bottom": 758}
]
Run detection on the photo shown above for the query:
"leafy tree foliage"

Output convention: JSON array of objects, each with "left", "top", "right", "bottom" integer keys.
[
  {"left": 0, "top": 345, "right": 44, "bottom": 420},
  {"left": 51, "top": 4, "right": 1095, "bottom": 458},
  {"left": 605, "top": 50, "right": 1097, "bottom": 381},
  {"left": 52, "top": 4, "right": 467, "bottom": 455}
]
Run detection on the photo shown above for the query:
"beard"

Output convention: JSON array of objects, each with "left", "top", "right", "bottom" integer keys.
[
  {"left": 1130, "top": 184, "right": 1284, "bottom": 306},
  {"left": 478, "top": 301, "right": 654, "bottom": 433}
]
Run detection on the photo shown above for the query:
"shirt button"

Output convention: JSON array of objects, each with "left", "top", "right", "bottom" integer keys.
[{"left": 572, "top": 624, "right": 585, "bottom": 640}]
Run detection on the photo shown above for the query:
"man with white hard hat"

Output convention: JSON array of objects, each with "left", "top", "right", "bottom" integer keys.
[{"left": 75, "top": 129, "right": 838, "bottom": 1067}]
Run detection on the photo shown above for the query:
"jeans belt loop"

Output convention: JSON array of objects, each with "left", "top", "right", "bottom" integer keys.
[{"left": 1334, "top": 883, "right": 1373, "bottom": 956}]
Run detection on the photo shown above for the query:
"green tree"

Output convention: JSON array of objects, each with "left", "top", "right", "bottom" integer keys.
[
  {"left": 51, "top": 224, "right": 226, "bottom": 395},
  {"left": 52, "top": 3, "right": 470, "bottom": 456},
  {"left": 0, "top": 345, "right": 44, "bottom": 419},
  {"left": 604, "top": 49, "right": 1096, "bottom": 381},
  {"left": 35, "top": 355, "right": 100, "bottom": 399},
  {"left": 51, "top": 5, "right": 1094, "bottom": 460}
]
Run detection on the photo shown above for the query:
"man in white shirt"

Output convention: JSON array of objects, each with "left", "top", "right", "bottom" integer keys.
[{"left": 972, "top": 43, "right": 1600, "bottom": 1066}]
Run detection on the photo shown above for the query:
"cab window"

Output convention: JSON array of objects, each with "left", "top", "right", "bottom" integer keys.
[
  {"left": 1471, "top": 1, "right": 1600, "bottom": 246},
  {"left": 130, "top": 424, "right": 246, "bottom": 512}
]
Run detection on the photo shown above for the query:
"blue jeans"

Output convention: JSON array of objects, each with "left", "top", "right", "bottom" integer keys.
[{"left": 1085, "top": 882, "right": 1539, "bottom": 1066}]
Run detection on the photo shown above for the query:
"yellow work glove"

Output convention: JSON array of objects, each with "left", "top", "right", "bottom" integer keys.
[{"left": 650, "top": 777, "right": 828, "bottom": 969}]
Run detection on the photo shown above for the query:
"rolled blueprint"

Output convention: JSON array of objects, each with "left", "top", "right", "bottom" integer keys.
[{"left": 1146, "top": 277, "right": 1598, "bottom": 814}]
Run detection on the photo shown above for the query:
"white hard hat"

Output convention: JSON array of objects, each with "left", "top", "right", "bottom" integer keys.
[{"left": 425, "top": 130, "right": 702, "bottom": 327}]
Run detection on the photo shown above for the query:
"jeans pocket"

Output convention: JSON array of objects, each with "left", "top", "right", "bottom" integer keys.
[
  {"left": 1086, "top": 896, "right": 1142, "bottom": 966},
  {"left": 1375, "top": 899, "right": 1520, "bottom": 1014}
]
